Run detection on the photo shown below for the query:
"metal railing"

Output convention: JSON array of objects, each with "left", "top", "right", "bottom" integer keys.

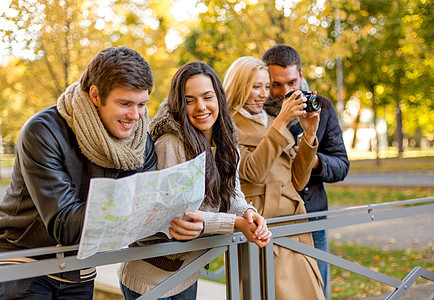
[{"left": 1, "top": 196, "right": 433, "bottom": 299}]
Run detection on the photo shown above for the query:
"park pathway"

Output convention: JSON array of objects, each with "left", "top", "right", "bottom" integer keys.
[{"left": 335, "top": 173, "right": 434, "bottom": 187}]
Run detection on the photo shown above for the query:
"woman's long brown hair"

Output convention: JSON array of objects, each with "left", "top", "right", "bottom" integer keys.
[{"left": 167, "top": 62, "right": 239, "bottom": 212}]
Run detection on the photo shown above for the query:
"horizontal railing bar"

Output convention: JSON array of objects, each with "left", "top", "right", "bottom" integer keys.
[
  {"left": 0, "top": 231, "right": 247, "bottom": 263},
  {"left": 367, "top": 204, "right": 434, "bottom": 222},
  {"left": 360, "top": 196, "right": 434, "bottom": 208},
  {"left": 269, "top": 203, "right": 434, "bottom": 238},
  {"left": 2, "top": 198, "right": 432, "bottom": 262},
  {"left": 0, "top": 245, "right": 79, "bottom": 260},
  {"left": 0, "top": 233, "right": 245, "bottom": 282},
  {"left": 0, "top": 236, "right": 163, "bottom": 260},
  {"left": 270, "top": 213, "right": 372, "bottom": 237},
  {"left": 266, "top": 197, "right": 434, "bottom": 224}
]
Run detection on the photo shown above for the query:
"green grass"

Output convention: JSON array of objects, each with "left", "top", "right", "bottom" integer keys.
[
  {"left": 347, "top": 147, "right": 434, "bottom": 161},
  {"left": 348, "top": 156, "right": 434, "bottom": 174},
  {"left": 330, "top": 241, "right": 434, "bottom": 299},
  {"left": 201, "top": 254, "right": 226, "bottom": 284},
  {"left": 327, "top": 186, "right": 434, "bottom": 206}
]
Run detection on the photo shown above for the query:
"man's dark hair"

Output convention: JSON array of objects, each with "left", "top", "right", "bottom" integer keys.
[
  {"left": 80, "top": 46, "right": 153, "bottom": 104},
  {"left": 262, "top": 45, "right": 302, "bottom": 73},
  {"left": 167, "top": 61, "right": 239, "bottom": 212}
]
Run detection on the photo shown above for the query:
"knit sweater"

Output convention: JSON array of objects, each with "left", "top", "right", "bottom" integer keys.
[{"left": 118, "top": 100, "right": 253, "bottom": 297}]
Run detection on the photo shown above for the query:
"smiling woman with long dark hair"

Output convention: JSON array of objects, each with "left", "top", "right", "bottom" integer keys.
[
  {"left": 118, "top": 61, "right": 271, "bottom": 300},
  {"left": 166, "top": 61, "right": 240, "bottom": 212}
]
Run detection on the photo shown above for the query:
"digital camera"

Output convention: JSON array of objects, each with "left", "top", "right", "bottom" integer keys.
[
  {"left": 285, "top": 90, "right": 321, "bottom": 112},
  {"left": 264, "top": 90, "right": 321, "bottom": 112}
]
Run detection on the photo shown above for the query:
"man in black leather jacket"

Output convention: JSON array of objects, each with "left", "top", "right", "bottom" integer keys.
[
  {"left": 0, "top": 46, "right": 157, "bottom": 299},
  {"left": 263, "top": 45, "right": 350, "bottom": 296}
]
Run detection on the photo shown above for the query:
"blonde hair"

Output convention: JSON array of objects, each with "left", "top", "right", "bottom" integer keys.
[{"left": 223, "top": 56, "right": 271, "bottom": 116}]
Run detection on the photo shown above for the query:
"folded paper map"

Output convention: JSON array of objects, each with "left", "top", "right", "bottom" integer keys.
[{"left": 77, "top": 152, "right": 206, "bottom": 259}]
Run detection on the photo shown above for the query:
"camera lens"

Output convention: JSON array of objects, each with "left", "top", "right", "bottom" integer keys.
[{"left": 303, "top": 93, "right": 321, "bottom": 112}]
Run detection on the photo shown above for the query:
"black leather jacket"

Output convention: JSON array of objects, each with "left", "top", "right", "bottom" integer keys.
[{"left": 0, "top": 105, "right": 157, "bottom": 251}]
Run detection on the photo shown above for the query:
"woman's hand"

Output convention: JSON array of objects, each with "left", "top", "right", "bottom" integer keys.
[
  {"left": 169, "top": 211, "right": 204, "bottom": 241},
  {"left": 243, "top": 208, "right": 269, "bottom": 240},
  {"left": 272, "top": 90, "right": 306, "bottom": 133},
  {"left": 235, "top": 214, "right": 272, "bottom": 248}
]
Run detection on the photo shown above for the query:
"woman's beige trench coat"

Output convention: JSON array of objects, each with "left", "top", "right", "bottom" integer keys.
[{"left": 233, "top": 112, "right": 324, "bottom": 300}]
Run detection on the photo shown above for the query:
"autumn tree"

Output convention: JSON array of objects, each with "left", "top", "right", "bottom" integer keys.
[
  {"left": 1, "top": 0, "right": 116, "bottom": 143},
  {"left": 0, "top": 0, "right": 186, "bottom": 145},
  {"left": 178, "top": 0, "right": 339, "bottom": 84},
  {"left": 339, "top": 0, "right": 432, "bottom": 156},
  {"left": 178, "top": 0, "right": 433, "bottom": 155},
  {"left": 397, "top": 0, "right": 433, "bottom": 147},
  {"left": 1, "top": 0, "right": 431, "bottom": 152}
]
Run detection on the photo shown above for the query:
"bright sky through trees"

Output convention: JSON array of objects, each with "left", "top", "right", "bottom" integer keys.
[{"left": 0, "top": 0, "right": 203, "bottom": 61}]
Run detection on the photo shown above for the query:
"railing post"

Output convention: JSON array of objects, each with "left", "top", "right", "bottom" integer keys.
[
  {"left": 240, "top": 241, "right": 261, "bottom": 300},
  {"left": 225, "top": 239, "right": 240, "bottom": 299},
  {"left": 261, "top": 242, "right": 275, "bottom": 300}
]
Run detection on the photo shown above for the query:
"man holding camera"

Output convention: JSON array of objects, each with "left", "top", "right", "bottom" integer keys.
[{"left": 262, "top": 45, "right": 350, "bottom": 295}]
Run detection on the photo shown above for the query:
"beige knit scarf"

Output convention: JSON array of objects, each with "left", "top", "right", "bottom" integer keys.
[{"left": 57, "top": 82, "right": 147, "bottom": 170}]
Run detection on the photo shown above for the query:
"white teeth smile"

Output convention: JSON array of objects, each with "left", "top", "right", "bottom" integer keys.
[
  {"left": 120, "top": 121, "right": 133, "bottom": 128},
  {"left": 194, "top": 114, "right": 210, "bottom": 120}
]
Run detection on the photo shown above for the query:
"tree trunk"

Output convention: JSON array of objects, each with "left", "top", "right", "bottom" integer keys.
[
  {"left": 351, "top": 106, "right": 361, "bottom": 149},
  {"left": 372, "top": 100, "right": 380, "bottom": 165},
  {"left": 395, "top": 101, "right": 404, "bottom": 157},
  {"left": 414, "top": 126, "right": 423, "bottom": 148}
]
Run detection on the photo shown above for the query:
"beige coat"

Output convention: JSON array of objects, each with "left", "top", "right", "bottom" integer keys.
[{"left": 233, "top": 112, "right": 324, "bottom": 300}]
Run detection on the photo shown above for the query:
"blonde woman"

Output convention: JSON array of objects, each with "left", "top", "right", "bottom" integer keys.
[{"left": 223, "top": 56, "right": 324, "bottom": 299}]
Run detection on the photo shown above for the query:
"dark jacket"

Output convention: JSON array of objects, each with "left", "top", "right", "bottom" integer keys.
[
  {"left": 0, "top": 105, "right": 157, "bottom": 252},
  {"left": 290, "top": 95, "right": 349, "bottom": 213}
]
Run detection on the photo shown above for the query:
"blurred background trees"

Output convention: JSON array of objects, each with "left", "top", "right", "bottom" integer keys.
[{"left": 0, "top": 0, "right": 432, "bottom": 158}]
